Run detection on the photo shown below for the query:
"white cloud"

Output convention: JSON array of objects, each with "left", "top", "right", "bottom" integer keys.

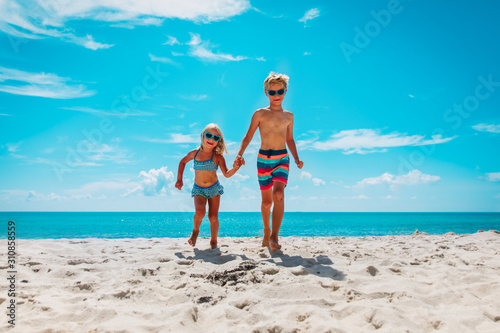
[
  {"left": 85, "top": 144, "right": 135, "bottom": 164},
  {"left": 485, "top": 172, "right": 500, "bottom": 182},
  {"left": 355, "top": 172, "right": 394, "bottom": 187},
  {"left": 186, "top": 33, "right": 250, "bottom": 62},
  {"left": 63, "top": 106, "right": 156, "bottom": 117},
  {"left": 304, "top": 129, "right": 456, "bottom": 154},
  {"left": 129, "top": 166, "right": 175, "bottom": 196},
  {"left": 304, "top": 52, "right": 312, "bottom": 56},
  {"left": 69, "top": 180, "right": 133, "bottom": 194},
  {"left": 415, "top": 134, "right": 457, "bottom": 146},
  {"left": 0, "top": 0, "right": 250, "bottom": 49},
  {"left": 301, "top": 171, "right": 312, "bottom": 179},
  {"left": 219, "top": 172, "right": 249, "bottom": 187},
  {"left": 0, "top": 113, "right": 12, "bottom": 116},
  {"left": 473, "top": 123, "right": 500, "bottom": 133},
  {"left": 345, "top": 195, "right": 369, "bottom": 200},
  {"left": 141, "top": 133, "right": 199, "bottom": 144},
  {"left": 312, "top": 177, "right": 325, "bottom": 186},
  {"left": 5, "top": 142, "right": 20, "bottom": 152},
  {"left": 148, "top": 53, "right": 178, "bottom": 66},
  {"left": 239, "top": 186, "right": 259, "bottom": 201},
  {"left": 0, "top": 66, "right": 95, "bottom": 99},
  {"left": 26, "top": 143, "right": 136, "bottom": 167},
  {"left": 26, "top": 190, "right": 92, "bottom": 201},
  {"left": 163, "top": 35, "right": 180, "bottom": 46},
  {"left": 299, "top": 8, "right": 320, "bottom": 26},
  {"left": 355, "top": 170, "right": 440, "bottom": 188}
]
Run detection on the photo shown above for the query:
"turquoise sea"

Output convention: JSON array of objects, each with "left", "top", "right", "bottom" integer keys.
[{"left": 1, "top": 212, "right": 499, "bottom": 239}]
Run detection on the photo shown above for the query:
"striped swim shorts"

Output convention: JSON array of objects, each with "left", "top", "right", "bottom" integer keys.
[
  {"left": 191, "top": 180, "right": 224, "bottom": 199},
  {"left": 257, "top": 149, "right": 290, "bottom": 191}
]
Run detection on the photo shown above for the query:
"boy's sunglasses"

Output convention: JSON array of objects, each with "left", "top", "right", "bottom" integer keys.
[
  {"left": 204, "top": 132, "right": 221, "bottom": 142},
  {"left": 267, "top": 89, "right": 285, "bottom": 96}
]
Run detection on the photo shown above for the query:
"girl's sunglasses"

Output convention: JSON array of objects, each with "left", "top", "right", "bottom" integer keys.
[
  {"left": 267, "top": 89, "right": 285, "bottom": 96},
  {"left": 204, "top": 132, "right": 221, "bottom": 142}
]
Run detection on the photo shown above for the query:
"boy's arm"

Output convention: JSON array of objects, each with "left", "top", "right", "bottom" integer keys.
[
  {"left": 217, "top": 155, "right": 240, "bottom": 178},
  {"left": 175, "top": 150, "right": 196, "bottom": 189},
  {"left": 237, "top": 111, "right": 261, "bottom": 164},
  {"left": 286, "top": 114, "right": 304, "bottom": 169}
]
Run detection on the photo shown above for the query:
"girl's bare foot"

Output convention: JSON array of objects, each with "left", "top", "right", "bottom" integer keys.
[
  {"left": 188, "top": 230, "right": 199, "bottom": 247},
  {"left": 270, "top": 238, "right": 281, "bottom": 251},
  {"left": 210, "top": 240, "right": 218, "bottom": 249}
]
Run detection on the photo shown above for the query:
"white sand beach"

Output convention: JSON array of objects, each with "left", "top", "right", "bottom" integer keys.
[{"left": 1, "top": 231, "right": 500, "bottom": 332}]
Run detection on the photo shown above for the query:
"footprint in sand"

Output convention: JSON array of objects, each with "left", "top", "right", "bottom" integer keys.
[
  {"left": 113, "top": 290, "right": 135, "bottom": 299},
  {"left": 291, "top": 268, "right": 309, "bottom": 276},
  {"left": 67, "top": 259, "right": 96, "bottom": 265},
  {"left": 261, "top": 267, "right": 279, "bottom": 275},
  {"left": 176, "top": 259, "right": 194, "bottom": 265}
]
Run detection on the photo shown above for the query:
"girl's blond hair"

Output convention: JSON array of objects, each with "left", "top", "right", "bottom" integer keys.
[
  {"left": 199, "top": 123, "right": 228, "bottom": 155},
  {"left": 264, "top": 72, "right": 290, "bottom": 91}
]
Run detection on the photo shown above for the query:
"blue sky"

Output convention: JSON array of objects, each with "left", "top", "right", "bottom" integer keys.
[{"left": 0, "top": 0, "right": 499, "bottom": 212}]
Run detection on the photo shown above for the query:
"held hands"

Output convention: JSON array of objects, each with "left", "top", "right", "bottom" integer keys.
[
  {"left": 175, "top": 179, "right": 183, "bottom": 190},
  {"left": 233, "top": 157, "right": 243, "bottom": 170},
  {"left": 235, "top": 155, "right": 245, "bottom": 167},
  {"left": 295, "top": 159, "right": 304, "bottom": 169},
  {"left": 234, "top": 155, "right": 245, "bottom": 166}
]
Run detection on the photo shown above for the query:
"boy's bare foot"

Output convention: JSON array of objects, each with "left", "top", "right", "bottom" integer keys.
[
  {"left": 188, "top": 230, "right": 199, "bottom": 247},
  {"left": 210, "top": 240, "right": 218, "bottom": 249},
  {"left": 270, "top": 238, "right": 281, "bottom": 251}
]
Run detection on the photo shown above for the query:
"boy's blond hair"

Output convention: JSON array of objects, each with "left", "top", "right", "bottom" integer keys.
[
  {"left": 264, "top": 72, "right": 290, "bottom": 91},
  {"left": 199, "top": 123, "right": 228, "bottom": 155}
]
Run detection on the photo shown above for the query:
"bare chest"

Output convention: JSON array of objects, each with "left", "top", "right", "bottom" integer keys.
[{"left": 259, "top": 112, "right": 290, "bottom": 132}]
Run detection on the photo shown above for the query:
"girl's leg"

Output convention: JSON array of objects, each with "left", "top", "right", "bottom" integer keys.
[
  {"left": 207, "top": 195, "right": 221, "bottom": 249},
  {"left": 260, "top": 188, "right": 273, "bottom": 247},
  {"left": 189, "top": 195, "right": 207, "bottom": 247}
]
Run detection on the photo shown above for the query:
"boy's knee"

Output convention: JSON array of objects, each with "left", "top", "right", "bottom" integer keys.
[
  {"left": 261, "top": 200, "right": 272, "bottom": 210},
  {"left": 273, "top": 190, "right": 284, "bottom": 202},
  {"left": 208, "top": 214, "right": 218, "bottom": 223}
]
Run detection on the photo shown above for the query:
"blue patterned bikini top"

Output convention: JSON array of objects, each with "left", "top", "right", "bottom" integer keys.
[{"left": 193, "top": 149, "right": 218, "bottom": 171}]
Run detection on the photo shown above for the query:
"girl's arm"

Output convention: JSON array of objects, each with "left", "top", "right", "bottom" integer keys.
[
  {"left": 175, "top": 150, "right": 197, "bottom": 189},
  {"left": 286, "top": 115, "right": 304, "bottom": 169},
  {"left": 217, "top": 154, "right": 240, "bottom": 178}
]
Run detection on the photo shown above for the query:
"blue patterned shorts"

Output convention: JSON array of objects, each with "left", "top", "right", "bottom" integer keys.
[{"left": 191, "top": 180, "right": 224, "bottom": 199}]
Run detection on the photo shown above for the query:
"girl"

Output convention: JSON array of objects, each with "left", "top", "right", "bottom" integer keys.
[{"left": 175, "top": 123, "right": 241, "bottom": 249}]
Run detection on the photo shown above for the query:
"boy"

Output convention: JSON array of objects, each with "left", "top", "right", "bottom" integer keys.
[{"left": 236, "top": 72, "right": 303, "bottom": 251}]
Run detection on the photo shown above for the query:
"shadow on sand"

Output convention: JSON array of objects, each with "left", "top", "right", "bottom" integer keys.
[
  {"left": 264, "top": 248, "right": 346, "bottom": 281},
  {"left": 176, "top": 244, "right": 346, "bottom": 281},
  {"left": 175, "top": 247, "right": 252, "bottom": 265}
]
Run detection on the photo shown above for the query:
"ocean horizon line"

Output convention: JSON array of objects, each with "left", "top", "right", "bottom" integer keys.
[{"left": 2, "top": 211, "right": 499, "bottom": 214}]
